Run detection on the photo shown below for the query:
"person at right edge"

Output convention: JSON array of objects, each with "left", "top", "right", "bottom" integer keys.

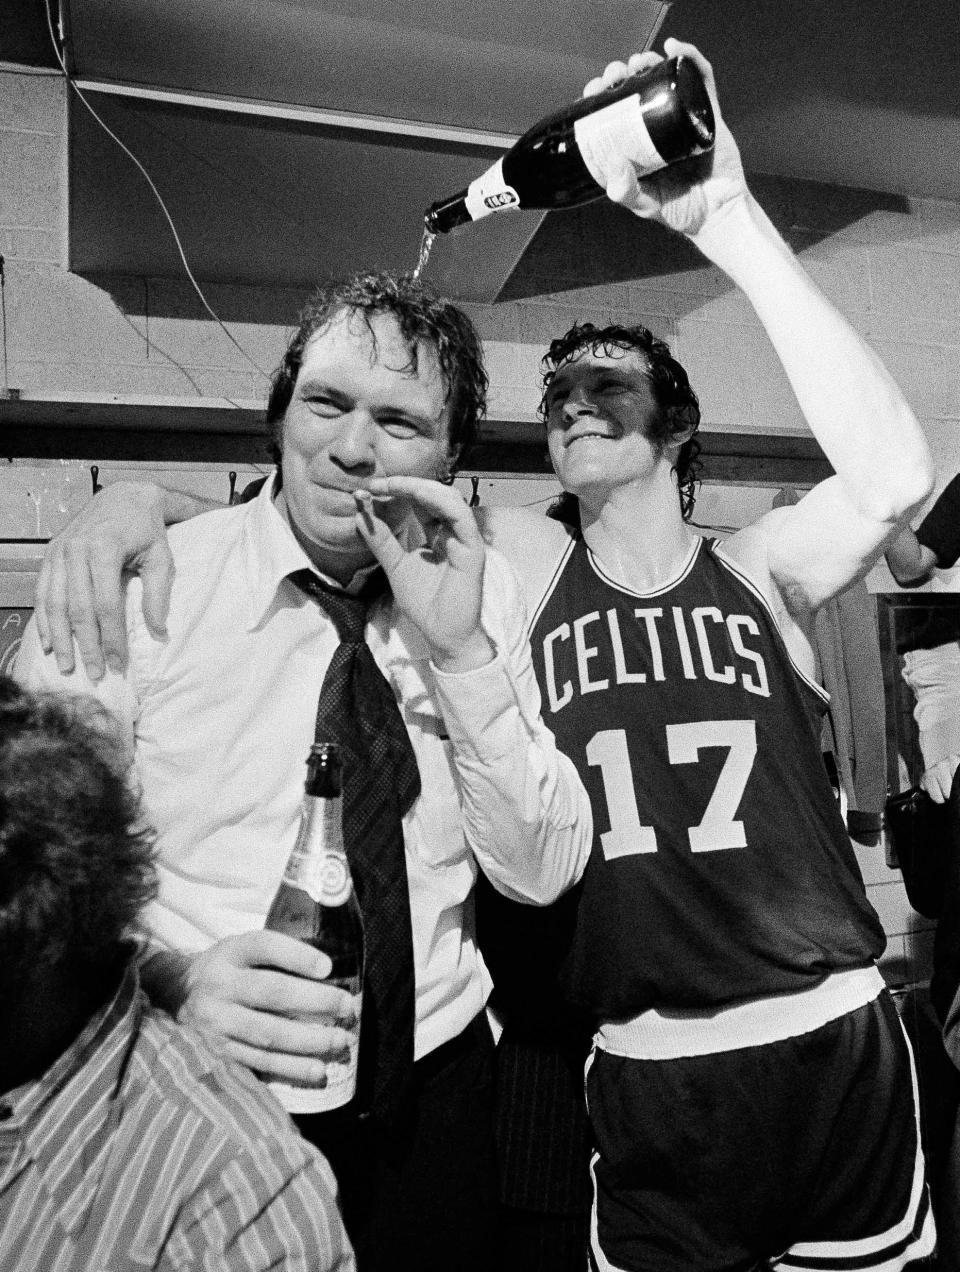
[
  {"left": 885, "top": 472, "right": 960, "bottom": 1268},
  {"left": 886, "top": 472, "right": 960, "bottom": 1025},
  {"left": 28, "top": 40, "right": 940, "bottom": 1272}
]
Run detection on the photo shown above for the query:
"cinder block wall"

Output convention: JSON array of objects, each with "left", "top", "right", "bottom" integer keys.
[{"left": 3, "top": 64, "right": 960, "bottom": 987}]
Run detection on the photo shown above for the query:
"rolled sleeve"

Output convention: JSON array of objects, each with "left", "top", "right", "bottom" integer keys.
[
  {"left": 431, "top": 549, "right": 591, "bottom": 906},
  {"left": 432, "top": 648, "right": 536, "bottom": 760}
]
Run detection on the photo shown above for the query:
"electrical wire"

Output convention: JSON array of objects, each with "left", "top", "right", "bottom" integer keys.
[
  {"left": 0, "top": 254, "right": 8, "bottom": 397},
  {"left": 43, "top": 0, "right": 271, "bottom": 382}
]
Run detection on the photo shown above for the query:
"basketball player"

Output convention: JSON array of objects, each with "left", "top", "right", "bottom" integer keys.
[
  {"left": 29, "top": 39, "right": 937, "bottom": 1271},
  {"left": 377, "top": 286, "right": 938, "bottom": 1265},
  {"left": 446, "top": 39, "right": 940, "bottom": 1271}
]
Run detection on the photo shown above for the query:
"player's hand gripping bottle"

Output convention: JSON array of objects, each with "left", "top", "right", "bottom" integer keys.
[{"left": 424, "top": 53, "right": 714, "bottom": 234}]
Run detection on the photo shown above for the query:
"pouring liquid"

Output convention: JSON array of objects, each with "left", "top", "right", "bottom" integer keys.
[{"left": 411, "top": 223, "right": 436, "bottom": 281}]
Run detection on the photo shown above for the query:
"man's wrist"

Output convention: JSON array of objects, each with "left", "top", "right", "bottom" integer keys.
[{"left": 690, "top": 191, "right": 787, "bottom": 279}]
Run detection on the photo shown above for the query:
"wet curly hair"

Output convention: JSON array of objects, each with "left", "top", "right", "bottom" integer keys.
[
  {"left": 266, "top": 270, "right": 488, "bottom": 474},
  {"left": 540, "top": 321, "right": 702, "bottom": 522},
  {"left": 0, "top": 677, "right": 156, "bottom": 978}
]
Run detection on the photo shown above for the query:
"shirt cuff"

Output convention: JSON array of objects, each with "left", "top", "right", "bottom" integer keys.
[{"left": 430, "top": 649, "right": 529, "bottom": 759}]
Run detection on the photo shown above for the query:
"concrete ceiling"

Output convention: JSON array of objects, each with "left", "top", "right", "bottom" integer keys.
[
  {"left": 672, "top": 0, "right": 960, "bottom": 205},
  {"left": 13, "top": 0, "right": 960, "bottom": 303},
  {"left": 65, "top": 0, "right": 671, "bottom": 137}
]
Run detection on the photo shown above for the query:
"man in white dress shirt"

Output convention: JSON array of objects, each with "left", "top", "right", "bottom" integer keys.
[{"left": 16, "top": 271, "right": 591, "bottom": 1272}]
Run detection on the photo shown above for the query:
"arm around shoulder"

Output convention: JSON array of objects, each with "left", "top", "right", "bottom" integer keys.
[{"left": 34, "top": 480, "right": 224, "bottom": 682}]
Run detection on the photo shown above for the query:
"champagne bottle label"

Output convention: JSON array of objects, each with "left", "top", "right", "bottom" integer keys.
[
  {"left": 573, "top": 95, "right": 665, "bottom": 190},
  {"left": 317, "top": 852, "right": 352, "bottom": 906},
  {"left": 464, "top": 158, "right": 520, "bottom": 222},
  {"left": 282, "top": 800, "right": 350, "bottom": 901},
  {"left": 283, "top": 847, "right": 353, "bottom": 907}
]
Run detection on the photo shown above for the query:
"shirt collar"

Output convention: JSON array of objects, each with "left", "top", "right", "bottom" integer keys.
[
  {"left": 240, "top": 470, "right": 420, "bottom": 631},
  {"left": 1, "top": 958, "right": 142, "bottom": 1239},
  {"left": 237, "top": 473, "right": 440, "bottom": 715}
]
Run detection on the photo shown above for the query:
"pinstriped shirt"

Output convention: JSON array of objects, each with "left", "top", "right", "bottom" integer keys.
[{"left": 0, "top": 961, "right": 355, "bottom": 1272}]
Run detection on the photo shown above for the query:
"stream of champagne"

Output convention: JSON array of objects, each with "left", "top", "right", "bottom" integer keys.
[{"left": 411, "top": 224, "right": 436, "bottom": 281}]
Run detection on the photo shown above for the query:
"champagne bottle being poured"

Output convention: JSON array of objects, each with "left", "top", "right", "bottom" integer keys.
[{"left": 424, "top": 53, "right": 714, "bottom": 237}]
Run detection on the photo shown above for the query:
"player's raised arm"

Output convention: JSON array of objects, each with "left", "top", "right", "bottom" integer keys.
[
  {"left": 695, "top": 173, "right": 933, "bottom": 609},
  {"left": 590, "top": 38, "right": 934, "bottom": 611}
]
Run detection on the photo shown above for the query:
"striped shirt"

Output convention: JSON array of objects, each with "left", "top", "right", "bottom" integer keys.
[{"left": 0, "top": 960, "right": 355, "bottom": 1272}]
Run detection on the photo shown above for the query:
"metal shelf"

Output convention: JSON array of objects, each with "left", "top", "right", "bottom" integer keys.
[{"left": 1, "top": 393, "right": 832, "bottom": 483}]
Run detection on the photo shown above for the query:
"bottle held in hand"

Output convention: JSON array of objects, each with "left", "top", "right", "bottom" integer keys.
[
  {"left": 265, "top": 742, "right": 363, "bottom": 1113},
  {"left": 424, "top": 53, "right": 715, "bottom": 235}
]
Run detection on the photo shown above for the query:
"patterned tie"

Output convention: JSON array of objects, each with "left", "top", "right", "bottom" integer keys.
[{"left": 290, "top": 568, "right": 419, "bottom": 1127}]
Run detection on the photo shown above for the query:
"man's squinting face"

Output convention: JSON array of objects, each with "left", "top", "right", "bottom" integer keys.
[
  {"left": 276, "top": 308, "right": 453, "bottom": 580},
  {"left": 544, "top": 346, "right": 663, "bottom": 500}
]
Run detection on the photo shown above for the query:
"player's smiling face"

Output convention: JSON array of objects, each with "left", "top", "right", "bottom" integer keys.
[{"left": 544, "top": 345, "right": 664, "bottom": 499}]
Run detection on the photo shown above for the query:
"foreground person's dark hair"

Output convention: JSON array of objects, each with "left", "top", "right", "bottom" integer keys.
[{"left": 0, "top": 677, "right": 156, "bottom": 978}]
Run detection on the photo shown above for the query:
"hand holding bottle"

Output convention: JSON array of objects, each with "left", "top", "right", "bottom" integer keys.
[
  {"left": 147, "top": 931, "right": 359, "bottom": 1086},
  {"left": 585, "top": 38, "right": 747, "bottom": 239}
]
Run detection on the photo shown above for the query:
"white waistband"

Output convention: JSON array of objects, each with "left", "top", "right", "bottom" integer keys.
[{"left": 596, "top": 965, "right": 886, "bottom": 1060}]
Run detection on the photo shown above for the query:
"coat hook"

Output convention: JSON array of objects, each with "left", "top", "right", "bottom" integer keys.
[
  {"left": 228, "top": 471, "right": 239, "bottom": 504},
  {"left": 90, "top": 464, "right": 102, "bottom": 495}
]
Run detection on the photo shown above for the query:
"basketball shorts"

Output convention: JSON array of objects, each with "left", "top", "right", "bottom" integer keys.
[{"left": 586, "top": 990, "right": 936, "bottom": 1271}]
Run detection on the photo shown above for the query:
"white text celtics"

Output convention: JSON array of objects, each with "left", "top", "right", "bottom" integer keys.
[{"left": 541, "top": 604, "right": 771, "bottom": 713}]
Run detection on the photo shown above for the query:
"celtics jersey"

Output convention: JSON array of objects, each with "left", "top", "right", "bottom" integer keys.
[{"left": 529, "top": 533, "right": 884, "bottom": 1019}]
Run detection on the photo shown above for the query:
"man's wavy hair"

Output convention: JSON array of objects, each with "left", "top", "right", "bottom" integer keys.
[
  {"left": 540, "top": 321, "right": 702, "bottom": 525},
  {"left": 0, "top": 677, "right": 156, "bottom": 979},
  {"left": 266, "top": 271, "right": 488, "bottom": 475}
]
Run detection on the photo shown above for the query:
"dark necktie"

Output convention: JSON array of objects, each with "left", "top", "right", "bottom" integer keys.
[{"left": 290, "top": 568, "right": 419, "bottom": 1127}]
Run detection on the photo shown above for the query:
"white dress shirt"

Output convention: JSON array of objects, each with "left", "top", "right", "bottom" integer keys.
[{"left": 16, "top": 477, "right": 591, "bottom": 1062}]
